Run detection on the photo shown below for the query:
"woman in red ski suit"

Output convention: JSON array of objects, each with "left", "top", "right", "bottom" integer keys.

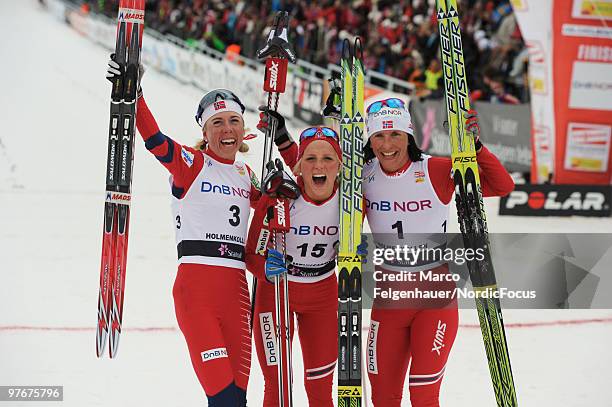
[
  {"left": 107, "top": 56, "right": 259, "bottom": 407},
  {"left": 245, "top": 119, "right": 342, "bottom": 407},
  {"left": 361, "top": 98, "right": 514, "bottom": 407}
]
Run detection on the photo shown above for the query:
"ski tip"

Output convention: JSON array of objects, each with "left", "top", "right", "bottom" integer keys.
[
  {"left": 341, "top": 38, "right": 352, "bottom": 61},
  {"left": 354, "top": 37, "right": 363, "bottom": 58}
]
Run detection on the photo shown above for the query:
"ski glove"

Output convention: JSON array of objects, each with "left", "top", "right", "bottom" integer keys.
[
  {"left": 257, "top": 106, "right": 292, "bottom": 147},
  {"left": 464, "top": 109, "right": 483, "bottom": 151},
  {"left": 356, "top": 238, "right": 368, "bottom": 264},
  {"left": 265, "top": 248, "right": 288, "bottom": 281},
  {"left": 321, "top": 72, "right": 342, "bottom": 121},
  {"left": 106, "top": 53, "right": 145, "bottom": 98},
  {"left": 262, "top": 159, "right": 300, "bottom": 200}
]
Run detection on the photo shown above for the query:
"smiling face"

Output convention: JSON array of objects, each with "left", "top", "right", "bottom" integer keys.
[
  {"left": 298, "top": 140, "right": 341, "bottom": 203},
  {"left": 369, "top": 130, "right": 410, "bottom": 173},
  {"left": 203, "top": 111, "right": 245, "bottom": 160}
]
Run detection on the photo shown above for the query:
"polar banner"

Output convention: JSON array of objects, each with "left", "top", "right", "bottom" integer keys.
[
  {"left": 499, "top": 183, "right": 612, "bottom": 217},
  {"left": 410, "top": 100, "right": 532, "bottom": 173}
]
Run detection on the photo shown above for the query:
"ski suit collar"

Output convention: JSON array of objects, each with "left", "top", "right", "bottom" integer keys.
[
  {"left": 205, "top": 148, "right": 235, "bottom": 165},
  {"left": 380, "top": 158, "right": 412, "bottom": 177}
]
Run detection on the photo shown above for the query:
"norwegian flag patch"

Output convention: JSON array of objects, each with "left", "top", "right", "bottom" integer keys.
[
  {"left": 382, "top": 120, "right": 393, "bottom": 129},
  {"left": 213, "top": 101, "right": 226, "bottom": 110}
]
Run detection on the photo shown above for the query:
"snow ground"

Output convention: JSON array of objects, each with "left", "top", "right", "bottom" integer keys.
[{"left": 0, "top": 2, "right": 611, "bottom": 406}]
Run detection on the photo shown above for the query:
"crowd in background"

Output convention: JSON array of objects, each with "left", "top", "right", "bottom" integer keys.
[{"left": 86, "top": 0, "right": 530, "bottom": 103}]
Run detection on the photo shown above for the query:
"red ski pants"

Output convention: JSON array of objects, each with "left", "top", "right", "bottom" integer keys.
[
  {"left": 367, "top": 266, "right": 459, "bottom": 407},
  {"left": 173, "top": 263, "right": 251, "bottom": 404},
  {"left": 252, "top": 274, "right": 337, "bottom": 407}
]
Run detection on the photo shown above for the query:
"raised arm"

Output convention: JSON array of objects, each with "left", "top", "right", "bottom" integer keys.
[
  {"left": 136, "top": 96, "right": 203, "bottom": 198},
  {"left": 257, "top": 107, "right": 299, "bottom": 170}
]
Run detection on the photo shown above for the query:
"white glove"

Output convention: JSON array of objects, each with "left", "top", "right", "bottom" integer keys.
[{"left": 105, "top": 53, "right": 145, "bottom": 96}]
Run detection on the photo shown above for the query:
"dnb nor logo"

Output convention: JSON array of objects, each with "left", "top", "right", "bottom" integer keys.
[
  {"left": 118, "top": 8, "right": 145, "bottom": 23},
  {"left": 201, "top": 347, "right": 228, "bottom": 362},
  {"left": 382, "top": 120, "right": 393, "bottom": 129},
  {"left": 367, "top": 320, "right": 380, "bottom": 374},
  {"left": 259, "top": 312, "right": 278, "bottom": 366},
  {"left": 213, "top": 101, "right": 226, "bottom": 110},
  {"left": 201, "top": 182, "right": 250, "bottom": 198}
]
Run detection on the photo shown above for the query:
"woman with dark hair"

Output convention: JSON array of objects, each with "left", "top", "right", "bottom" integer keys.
[{"left": 362, "top": 98, "right": 514, "bottom": 407}]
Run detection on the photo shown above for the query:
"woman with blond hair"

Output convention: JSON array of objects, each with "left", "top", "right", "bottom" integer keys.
[
  {"left": 245, "top": 113, "right": 341, "bottom": 406},
  {"left": 107, "top": 55, "right": 259, "bottom": 407}
]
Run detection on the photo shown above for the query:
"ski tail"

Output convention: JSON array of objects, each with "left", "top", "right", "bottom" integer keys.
[
  {"left": 96, "top": 202, "right": 116, "bottom": 358},
  {"left": 437, "top": 0, "right": 517, "bottom": 405}
]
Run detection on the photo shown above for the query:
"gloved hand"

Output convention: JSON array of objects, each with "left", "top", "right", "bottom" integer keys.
[
  {"left": 356, "top": 238, "right": 368, "bottom": 257},
  {"left": 106, "top": 53, "right": 145, "bottom": 97},
  {"left": 321, "top": 73, "right": 342, "bottom": 120},
  {"left": 356, "top": 237, "right": 368, "bottom": 264},
  {"left": 265, "top": 248, "right": 288, "bottom": 282},
  {"left": 262, "top": 159, "right": 300, "bottom": 200},
  {"left": 257, "top": 106, "right": 292, "bottom": 147},
  {"left": 464, "top": 109, "right": 482, "bottom": 151}
]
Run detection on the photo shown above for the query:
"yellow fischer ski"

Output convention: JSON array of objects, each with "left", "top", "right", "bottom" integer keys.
[
  {"left": 338, "top": 37, "right": 365, "bottom": 407},
  {"left": 436, "top": 0, "right": 518, "bottom": 405}
]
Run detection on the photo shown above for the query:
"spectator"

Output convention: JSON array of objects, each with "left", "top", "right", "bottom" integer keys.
[
  {"left": 472, "top": 66, "right": 520, "bottom": 104},
  {"left": 89, "top": 0, "right": 528, "bottom": 102}
]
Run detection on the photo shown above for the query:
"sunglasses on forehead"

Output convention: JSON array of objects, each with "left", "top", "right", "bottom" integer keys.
[
  {"left": 299, "top": 126, "right": 339, "bottom": 141},
  {"left": 366, "top": 98, "right": 406, "bottom": 114},
  {"left": 195, "top": 89, "right": 245, "bottom": 127}
]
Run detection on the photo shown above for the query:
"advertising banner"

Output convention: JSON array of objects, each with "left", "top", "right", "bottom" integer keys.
[
  {"left": 499, "top": 183, "right": 612, "bottom": 216},
  {"left": 292, "top": 71, "right": 324, "bottom": 125},
  {"left": 410, "top": 100, "right": 532, "bottom": 173},
  {"left": 553, "top": 0, "right": 612, "bottom": 184},
  {"left": 512, "top": 0, "right": 557, "bottom": 183}
]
